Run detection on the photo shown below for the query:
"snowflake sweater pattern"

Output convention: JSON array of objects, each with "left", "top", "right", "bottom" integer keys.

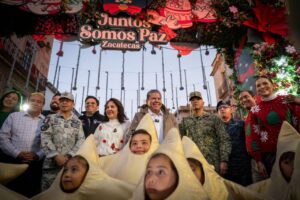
[{"left": 245, "top": 95, "right": 300, "bottom": 162}]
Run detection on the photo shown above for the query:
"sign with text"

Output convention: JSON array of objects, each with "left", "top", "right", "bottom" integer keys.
[{"left": 79, "top": 13, "right": 169, "bottom": 51}]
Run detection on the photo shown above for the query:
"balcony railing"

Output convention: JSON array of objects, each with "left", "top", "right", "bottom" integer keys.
[{"left": 218, "top": 79, "right": 229, "bottom": 99}]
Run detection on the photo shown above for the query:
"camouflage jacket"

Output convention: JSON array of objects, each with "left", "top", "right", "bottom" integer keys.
[
  {"left": 41, "top": 112, "right": 85, "bottom": 169},
  {"left": 179, "top": 113, "right": 231, "bottom": 172}
]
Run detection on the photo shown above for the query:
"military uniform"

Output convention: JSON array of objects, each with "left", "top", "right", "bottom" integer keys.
[
  {"left": 179, "top": 113, "right": 231, "bottom": 173},
  {"left": 41, "top": 112, "right": 85, "bottom": 191}
]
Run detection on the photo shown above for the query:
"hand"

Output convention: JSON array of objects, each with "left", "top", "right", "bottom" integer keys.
[
  {"left": 17, "top": 152, "right": 34, "bottom": 163},
  {"left": 54, "top": 154, "right": 68, "bottom": 167},
  {"left": 284, "top": 94, "right": 300, "bottom": 104},
  {"left": 29, "top": 152, "right": 39, "bottom": 161},
  {"left": 219, "top": 162, "right": 228, "bottom": 176},
  {"left": 257, "top": 161, "right": 268, "bottom": 178}
]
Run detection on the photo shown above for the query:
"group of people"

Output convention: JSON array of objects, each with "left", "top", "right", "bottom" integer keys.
[{"left": 0, "top": 75, "right": 299, "bottom": 199}]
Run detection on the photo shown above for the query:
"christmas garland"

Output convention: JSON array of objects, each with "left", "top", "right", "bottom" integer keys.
[
  {"left": 212, "top": 0, "right": 300, "bottom": 99},
  {"left": 251, "top": 40, "right": 300, "bottom": 94},
  {"left": 1, "top": 0, "right": 299, "bottom": 98}
]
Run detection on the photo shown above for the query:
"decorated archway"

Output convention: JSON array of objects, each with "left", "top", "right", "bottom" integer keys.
[{"left": 1, "top": 0, "right": 299, "bottom": 114}]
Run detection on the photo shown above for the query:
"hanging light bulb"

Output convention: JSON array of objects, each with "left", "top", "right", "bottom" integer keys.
[
  {"left": 56, "top": 41, "right": 64, "bottom": 57},
  {"left": 121, "top": 51, "right": 126, "bottom": 91},
  {"left": 56, "top": 50, "right": 63, "bottom": 57},
  {"left": 92, "top": 46, "right": 96, "bottom": 54},
  {"left": 151, "top": 45, "right": 156, "bottom": 55},
  {"left": 205, "top": 46, "right": 209, "bottom": 55},
  {"left": 177, "top": 51, "right": 184, "bottom": 91},
  {"left": 141, "top": 47, "right": 145, "bottom": 91}
]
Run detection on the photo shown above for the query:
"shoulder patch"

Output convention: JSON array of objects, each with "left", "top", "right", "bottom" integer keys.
[{"left": 41, "top": 124, "right": 50, "bottom": 131}]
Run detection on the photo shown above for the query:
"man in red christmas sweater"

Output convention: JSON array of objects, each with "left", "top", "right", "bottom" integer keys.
[{"left": 246, "top": 76, "right": 300, "bottom": 182}]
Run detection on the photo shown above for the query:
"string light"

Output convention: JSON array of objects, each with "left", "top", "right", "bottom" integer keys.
[
  {"left": 121, "top": 51, "right": 125, "bottom": 90},
  {"left": 177, "top": 52, "right": 184, "bottom": 91},
  {"left": 72, "top": 45, "right": 82, "bottom": 91},
  {"left": 96, "top": 48, "right": 102, "bottom": 91},
  {"left": 141, "top": 47, "right": 145, "bottom": 90}
]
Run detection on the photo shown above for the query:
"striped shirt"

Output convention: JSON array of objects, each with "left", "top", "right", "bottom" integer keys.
[{"left": 0, "top": 111, "right": 44, "bottom": 159}]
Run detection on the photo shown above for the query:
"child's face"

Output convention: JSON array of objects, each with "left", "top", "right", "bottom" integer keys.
[
  {"left": 61, "top": 159, "right": 88, "bottom": 192},
  {"left": 145, "top": 155, "right": 177, "bottom": 200},
  {"left": 188, "top": 159, "right": 203, "bottom": 183},
  {"left": 280, "top": 159, "right": 294, "bottom": 181},
  {"left": 130, "top": 133, "right": 151, "bottom": 154}
]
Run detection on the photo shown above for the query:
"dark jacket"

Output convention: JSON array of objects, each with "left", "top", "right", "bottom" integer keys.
[
  {"left": 126, "top": 104, "right": 178, "bottom": 143},
  {"left": 41, "top": 110, "right": 57, "bottom": 117},
  {"left": 79, "top": 111, "right": 105, "bottom": 138},
  {"left": 224, "top": 118, "right": 252, "bottom": 186}
]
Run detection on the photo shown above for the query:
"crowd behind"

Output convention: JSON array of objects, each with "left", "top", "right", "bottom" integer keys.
[{"left": 0, "top": 76, "right": 300, "bottom": 199}]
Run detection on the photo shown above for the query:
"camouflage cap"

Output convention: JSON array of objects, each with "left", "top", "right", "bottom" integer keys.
[
  {"left": 189, "top": 91, "right": 202, "bottom": 101},
  {"left": 59, "top": 92, "right": 74, "bottom": 101}
]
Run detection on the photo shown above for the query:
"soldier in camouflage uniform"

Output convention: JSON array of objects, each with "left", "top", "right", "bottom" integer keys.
[
  {"left": 179, "top": 91, "right": 231, "bottom": 175},
  {"left": 41, "top": 92, "right": 85, "bottom": 191}
]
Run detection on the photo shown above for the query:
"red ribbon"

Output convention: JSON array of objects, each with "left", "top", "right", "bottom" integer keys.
[
  {"left": 243, "top": 0, "right": 288, "bottom": 44},
  {"left": 159, "top": 25, "right": 177, "bottom": 40},
  {"left": 103, "top": 3, "right": 142, "bottom": 15}
]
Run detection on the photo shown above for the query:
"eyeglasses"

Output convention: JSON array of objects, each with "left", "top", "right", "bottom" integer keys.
[
  {"left": 218, "top": 105, "right": 231, "bottom": 110},
  {"left": 86, "top": 102, "right": 96, "bottom": 105}
]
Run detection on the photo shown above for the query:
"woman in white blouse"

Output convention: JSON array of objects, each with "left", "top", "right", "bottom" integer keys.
[{"left": 94, "top": 98, "right": 130, "bottom": 156}]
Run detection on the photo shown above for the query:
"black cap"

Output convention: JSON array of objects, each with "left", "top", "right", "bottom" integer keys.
[{"left": 216, "top": 100, "right": 231, "bottom": 111}]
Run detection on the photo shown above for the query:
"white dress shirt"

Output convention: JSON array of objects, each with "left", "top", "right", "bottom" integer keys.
[{"left": 148, "top": 109, "right": 164, "bottom": 143}]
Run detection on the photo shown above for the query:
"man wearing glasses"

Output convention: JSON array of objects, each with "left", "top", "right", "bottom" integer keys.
[{"left": 79, "top": 95, "right": 105, "bottom": 138}]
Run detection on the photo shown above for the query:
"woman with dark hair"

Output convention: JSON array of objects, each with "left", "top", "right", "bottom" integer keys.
[
  {"left": 94, "top": 98, "right": 130, "bottom": 156},
  {"left": 246, "top": 76, "right": 300, "bottom": 181},
  {"left": 0, "top": 90, "right": 22, "bottom": 128}
]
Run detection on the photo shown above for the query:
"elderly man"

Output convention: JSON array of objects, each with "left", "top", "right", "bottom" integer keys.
[
  {"left": 180, "top": 91, "right": 231, "bottom": 175},
  {"left": 41, "top": 92, "right": 85, "bottom": 191},
  {"left": 127, "top": 89, "right": 177, "bottom": 143},
  {"left": 217, "top": 100, "right": 252, "bottom": 186},
  {"left": 0, "top": 92, "right": 45, "bottom": 197},
  {"left": 79, "top": 95, "right": 105, "bottom": 138}
]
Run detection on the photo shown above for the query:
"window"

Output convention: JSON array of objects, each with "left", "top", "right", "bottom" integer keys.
[{"left": 22, "top": 41, "right": 33, "bottom": 70}]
